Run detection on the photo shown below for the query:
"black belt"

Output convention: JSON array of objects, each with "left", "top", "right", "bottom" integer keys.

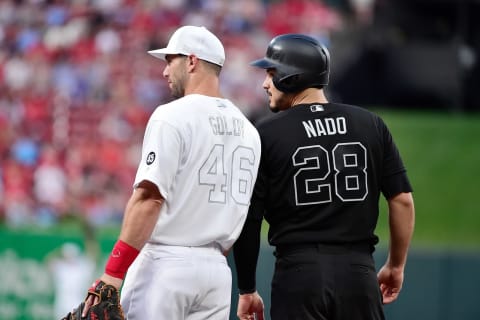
[{"left": 274, "top": 242, "right": 373, "bottom": 256}]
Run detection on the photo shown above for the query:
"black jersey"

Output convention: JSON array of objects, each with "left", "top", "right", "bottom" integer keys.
[{"left": 248, "top": 102, "right": 412, "bottom": 247}]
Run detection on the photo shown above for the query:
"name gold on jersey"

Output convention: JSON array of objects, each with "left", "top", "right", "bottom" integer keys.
[{"left": 209, "top": 116, "right": 244, "bottom": 137}]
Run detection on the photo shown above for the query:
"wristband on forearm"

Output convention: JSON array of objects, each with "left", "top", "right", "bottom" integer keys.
[{"left": 105, "top": 240, "right": 140, "bottom": 279}]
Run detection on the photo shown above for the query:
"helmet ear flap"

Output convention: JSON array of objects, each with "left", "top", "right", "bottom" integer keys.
[{"left": 274, "top": 74, "right": 300, "bottom": 93}]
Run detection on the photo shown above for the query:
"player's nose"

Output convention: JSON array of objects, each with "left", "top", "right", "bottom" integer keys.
[
  {"left": 262, "top": 76, "right": 269, "bottom": 89},
  {"left": 162, "top": 65, "right": 169, "bottom": 78}
]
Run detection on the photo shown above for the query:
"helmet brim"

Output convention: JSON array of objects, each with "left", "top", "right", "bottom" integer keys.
[
  {"left": 250, "top": 58, "right": 278, "bottom": 69},
  {"left": 250, "top": 57, "right": 303, "bottom": 78}
]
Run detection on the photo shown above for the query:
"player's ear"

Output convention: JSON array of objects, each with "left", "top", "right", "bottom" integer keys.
[
  {"left": 184, "top": 54, "right": 198, "bottom": 73},
  {"left": 188, "top": 55, "right": 198, "bottom": 66}
]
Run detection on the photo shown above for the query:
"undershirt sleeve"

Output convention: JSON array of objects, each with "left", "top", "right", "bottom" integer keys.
[
  {"left": 233, "top": 153, "right": 267, "bottom": 293},
  {"left": 233, "top": 215, "right": 262, "bottom": 294}
]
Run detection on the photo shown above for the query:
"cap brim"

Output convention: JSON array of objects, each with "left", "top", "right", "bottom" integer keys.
[
  {"left": 250, "top": 58, "right": 278, "bottom": 69},
  {"left": 148, "top": 48, "right": 176, "bottom": 61}
]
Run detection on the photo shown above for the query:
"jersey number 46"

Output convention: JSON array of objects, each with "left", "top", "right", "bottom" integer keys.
[{"left": 199, "top": 144, "right": 256, "bottom": 206}]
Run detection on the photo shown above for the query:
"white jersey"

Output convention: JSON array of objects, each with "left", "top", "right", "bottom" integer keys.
[{"left": 134, "top": 94, "right": 261, "bottom": 251}]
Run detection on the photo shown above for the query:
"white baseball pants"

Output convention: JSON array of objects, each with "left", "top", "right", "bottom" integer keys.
[{"left": 121, "top": 243, "right": 231, "bottom": 320}]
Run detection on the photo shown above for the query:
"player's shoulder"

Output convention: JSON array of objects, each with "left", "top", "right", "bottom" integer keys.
[
  {"left": 253, "top": 102, "right": 378, "bottom": 126},
  {"left": 329, "top": 102, "right": 387, "bottom": 127},
  {"left": 154, "top": 94, "right": 245, "bottom": 114},
  {"left": 154, "top": 96, "right": 190, "bottom": 112},
  {"left": 149, "top": 95, "right": 203, "bottom": 124},
  {"left": 149, "top": 99, "right": 175, "bottom": 118},
  {"left": 253, "top": 109, "right": 287, "bottom": 130},
  {"left": 223, "top": 99, "right": 261, "bottom": 140},
  {"left": 330, "top": 102, "right": 377, "bottom": 117}
]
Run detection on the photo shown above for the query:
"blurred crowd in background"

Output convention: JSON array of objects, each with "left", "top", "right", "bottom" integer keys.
[
  {"left": 0, "top": 0, "right": 366, "bottom": 228},
  {"left": 0, "top": 0, "right": 421, "bottom": 228}
]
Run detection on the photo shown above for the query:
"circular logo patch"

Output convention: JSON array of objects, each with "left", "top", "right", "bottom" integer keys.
[{"left": 146, "top": 152, "right": 156, "bottom": 165}]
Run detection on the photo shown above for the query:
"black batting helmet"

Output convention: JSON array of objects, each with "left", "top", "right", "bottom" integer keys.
[{"left": 250, "top": 34, "right": 330, "bottom": 93}]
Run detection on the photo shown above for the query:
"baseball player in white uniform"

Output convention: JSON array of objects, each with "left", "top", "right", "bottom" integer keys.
[{"left": 81, "top": 26, "right": 261, "bottom": 320}]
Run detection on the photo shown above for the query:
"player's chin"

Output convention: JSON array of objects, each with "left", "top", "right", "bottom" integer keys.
[
  {"left": 269, "top": 99, "right": 283, "bottom": 113},
  {"left": 269, "top": 105, "right": 280, "bottom": 113}
]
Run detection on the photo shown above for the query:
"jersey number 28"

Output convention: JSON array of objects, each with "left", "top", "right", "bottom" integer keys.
[{"left": 293, "top": 142, "right": 368, "bottom": 205}]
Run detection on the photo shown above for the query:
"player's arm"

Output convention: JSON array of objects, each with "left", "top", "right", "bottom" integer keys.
[
  {"left": 386, "top": 192, "right": 415, "bottom": 269},
  {"left": 82, "top": 180, "right": 163, "bottom": 316},
  {"left": 233, "top": 214, "right": 262, "bottom": 294},
  {"left": 233, "top": 213, "right": 264, "bottom": 320},
  {"left": 118, "top": 180, "right": 164, "bottom": 250},
  {"left": 378, "top": 191, "right": 415, "bottom": 304},
  {"left": 102, "top": 179, "right": 163, "bottom": 287},
  {"left": 233, "top": 156, "right": 267, "bottom": 295},
  {"left": 233, "top": 159, "right": 266, "bottom": 319}
]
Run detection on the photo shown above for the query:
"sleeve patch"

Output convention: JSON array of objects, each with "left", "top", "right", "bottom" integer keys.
[{"left": 146, "top": 152, "right": 156, "bottom": 165}]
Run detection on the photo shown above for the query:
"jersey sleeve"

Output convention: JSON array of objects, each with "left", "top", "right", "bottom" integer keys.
[
  {"left": 134, "top": 119, "right": 182, "bottom": 200},
  {"left": 378, "top": 116, "right": 413, "bottom": 199}
]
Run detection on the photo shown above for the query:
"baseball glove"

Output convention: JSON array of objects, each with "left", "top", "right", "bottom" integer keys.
[{"left": 61, "top": 280, "right": 124, "bottom": 320}]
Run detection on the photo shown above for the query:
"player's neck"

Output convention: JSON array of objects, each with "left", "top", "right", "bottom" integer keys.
[
  {"left": 185, "top": 74, "right": 222, "bottom": 98},
  {"left": 291, "top": 88, "right": 328, "bottom": 106}
]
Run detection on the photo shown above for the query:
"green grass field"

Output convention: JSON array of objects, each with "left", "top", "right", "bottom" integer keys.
[{"left": 373, "top": 109, "right": 480, "bottom": 250}]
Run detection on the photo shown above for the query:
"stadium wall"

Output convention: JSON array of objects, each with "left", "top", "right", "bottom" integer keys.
[{"left": 1, "top": 230, "right": 479, "bottom": 320}]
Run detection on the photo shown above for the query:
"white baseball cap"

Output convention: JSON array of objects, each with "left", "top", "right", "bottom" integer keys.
[{"left": 148, "top": 26, "right": 225, "bottom": 67}]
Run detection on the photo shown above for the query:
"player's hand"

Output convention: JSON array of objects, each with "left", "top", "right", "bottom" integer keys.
[
  {"left": 237, "top": 291, "right": 264, "bottom": 320},
  {"left": 377, "top": 264, "right": 404, "bottom": 304},
  {"left": 82, "top": 274, "right": 124, "bottom": 317},
  {"left": 82, "top": 293, "right": 98, "bottom": 318}
]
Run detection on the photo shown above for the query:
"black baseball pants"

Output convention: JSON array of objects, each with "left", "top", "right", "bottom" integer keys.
[{"left": 270, "top": 244, "right": 385, "bottom": 320}]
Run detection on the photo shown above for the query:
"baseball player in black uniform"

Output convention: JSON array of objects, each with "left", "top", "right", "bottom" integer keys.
[{"left": 233, "top": 34, "right": 415, "bottom": 320}]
